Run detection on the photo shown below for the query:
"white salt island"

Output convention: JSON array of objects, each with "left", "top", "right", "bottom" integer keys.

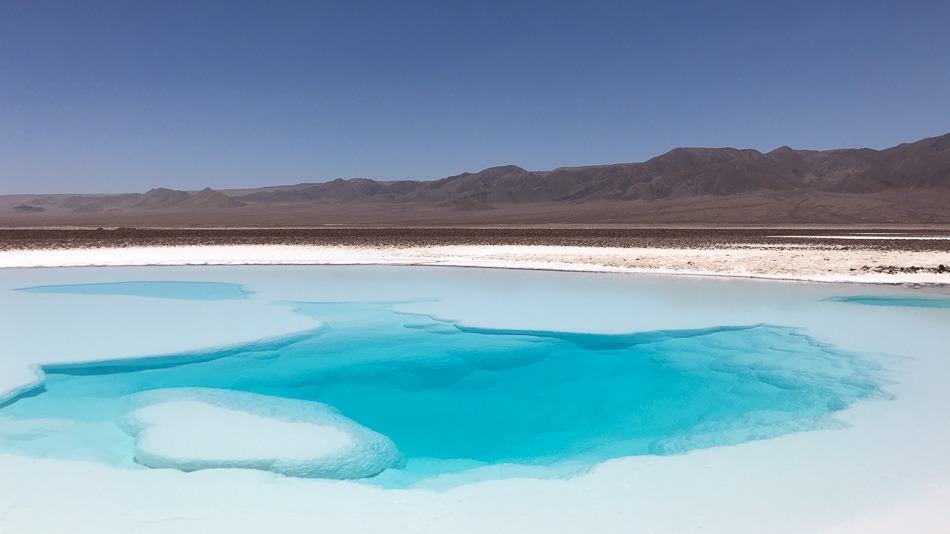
[{"left": 121, "top": 389, "right": 402, "bottom": 479}]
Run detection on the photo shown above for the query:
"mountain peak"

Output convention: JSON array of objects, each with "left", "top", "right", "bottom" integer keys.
[
  {"left": 133, "top": 187, "right": 243, "bottom": 209},
  {"left": 769, "top": 145, "right": 795, "bottom": 153}
]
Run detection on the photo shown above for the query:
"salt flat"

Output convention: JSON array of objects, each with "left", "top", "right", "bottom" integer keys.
[
  {"left": 0, "top": 243, "right": 948, "bottom": 285},
  {"left": 0, "top": 265, "right": 948, "bottom": 534}
]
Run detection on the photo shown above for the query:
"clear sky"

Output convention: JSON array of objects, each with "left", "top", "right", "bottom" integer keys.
[{"left": 1, "top": 0, "right": 949, "bottom": 194}]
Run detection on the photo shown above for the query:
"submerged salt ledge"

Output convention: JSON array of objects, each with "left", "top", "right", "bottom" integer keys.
[
  {"left": 121, "top": 389, "right": 402, "bottom": 479},
  {"left": 0, "top": 367, "right": 45, "bottom": 407},
  {"left": 0, "top": 278, "right": 320, "bottom": 408}
]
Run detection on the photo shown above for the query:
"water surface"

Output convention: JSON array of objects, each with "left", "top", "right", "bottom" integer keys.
[
  {"left": 827, "top": 295, "right": 950, "bottom": 309},
  {"left": 0, "top": 287, "right": 888, "bottom": 486},
  {"left": 18, "top": 281, "right": 250, "bottom": 301}
]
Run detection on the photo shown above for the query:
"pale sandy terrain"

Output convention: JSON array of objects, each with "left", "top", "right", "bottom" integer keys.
[{"left": 1, "top": 243, "right": 948, "bottom": 285}]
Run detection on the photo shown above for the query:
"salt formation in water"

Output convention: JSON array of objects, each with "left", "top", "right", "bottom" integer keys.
[
  {"left": 827, "top": 295, "right": 950, "bottom": 308},
  {"left": 120, "top": 388, "right": 402, "bottom": 479}
]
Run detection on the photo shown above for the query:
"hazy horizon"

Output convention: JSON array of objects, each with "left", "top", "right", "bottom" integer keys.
[{"left": 4, "top": 130, "right": 950, "bottom": 197}]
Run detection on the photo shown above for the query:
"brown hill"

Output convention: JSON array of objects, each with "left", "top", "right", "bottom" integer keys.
[
  {"left": 182, "top": 188, "right": 246, "bottom": 209},
  {"left": 1, "top": 132, "right": 948, "bottom": 226},
  {"left": 223, "top": 132, "right": 950, "bottom": 206}
]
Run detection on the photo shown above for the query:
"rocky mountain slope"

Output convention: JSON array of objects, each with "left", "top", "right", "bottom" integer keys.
[{"left": 2, "top": 132, "right": 948, "bottom": 225}]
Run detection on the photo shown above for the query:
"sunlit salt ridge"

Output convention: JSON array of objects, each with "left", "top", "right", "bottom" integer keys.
[
  {"left": 0, "top": 290, "right": 888, "bottom": 486},
  {"left": 121, "top": 389, "right": 402, "bottom": 478}
]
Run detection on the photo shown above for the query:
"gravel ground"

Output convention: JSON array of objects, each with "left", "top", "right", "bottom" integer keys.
[{"left": 1, "top": 227, "right": 949, "bottom": 251}]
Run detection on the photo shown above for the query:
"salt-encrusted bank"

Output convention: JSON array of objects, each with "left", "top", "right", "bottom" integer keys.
[{"left": 0, "top": 243, "right": 948, "bottom": 285}]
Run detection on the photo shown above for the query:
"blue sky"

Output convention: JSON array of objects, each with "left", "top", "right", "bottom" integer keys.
[{"left": 1, "top": 0, "right": 949, "bottom": 193}]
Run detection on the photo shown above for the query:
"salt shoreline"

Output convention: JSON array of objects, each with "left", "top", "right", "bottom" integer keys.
[{"left": 0, "top": 243, "right": 948, "bottom": 285}]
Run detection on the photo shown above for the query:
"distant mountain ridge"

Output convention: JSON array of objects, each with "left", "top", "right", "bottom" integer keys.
[
  {"left": 227, "top": 131, "right": 950, "bottom": 206},
  {"left": 2, "top": 132, "right": 949, "bottom": 225},
  {"left": 52, "top": 187, "right": 246, "bottom": 214}
]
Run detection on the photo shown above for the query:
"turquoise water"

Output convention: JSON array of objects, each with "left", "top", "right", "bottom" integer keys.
[
  {"left": 828, "top": 295, "right": 950, "bottom": 309},
  {"left": 0, "top": 287, "right": 887, "bottom": 486},
  {"left": 17, "top": 281, "right": 250, "bottom": 300}
]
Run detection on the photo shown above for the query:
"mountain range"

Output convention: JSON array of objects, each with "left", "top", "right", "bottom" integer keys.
[{"left": 2, "top": 132, "right": 949, "bottom": 226}]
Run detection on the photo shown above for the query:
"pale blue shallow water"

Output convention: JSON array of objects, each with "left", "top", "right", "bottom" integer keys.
[
  {"left": 17, "top": 281, "right": 250, "bottom": 300},
  {"left": 0, "top": 279, "right": 891, "bottom": 486}
]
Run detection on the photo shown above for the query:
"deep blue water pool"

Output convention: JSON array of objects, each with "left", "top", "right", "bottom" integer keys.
[{"left": 0, "top": 283, "right": 888, "bottom": 486}]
